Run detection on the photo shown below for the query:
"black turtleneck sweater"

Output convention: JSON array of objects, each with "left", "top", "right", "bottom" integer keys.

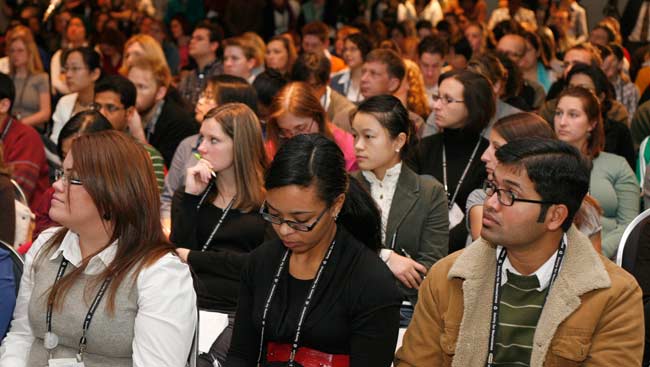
[{"left": 406, "top": 128, "right": 488, "bottom": 253}]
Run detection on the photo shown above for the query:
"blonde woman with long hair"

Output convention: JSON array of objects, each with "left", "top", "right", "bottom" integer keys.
[{"left": 6, "top": 25, "right": 51, "bottom": 127}]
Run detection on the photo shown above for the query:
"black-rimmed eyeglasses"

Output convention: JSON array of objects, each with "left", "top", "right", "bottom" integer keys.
[
  {"left": 259, "top": 202, "right": 329, "bottom": 232},
  {"left": 483, "top": 180, "right": 555, "bottom": 207}
]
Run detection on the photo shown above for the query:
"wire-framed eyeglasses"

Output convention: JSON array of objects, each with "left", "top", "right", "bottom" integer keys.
[{"left": 54, "top": 169, "right": 83, "bottom": 186}]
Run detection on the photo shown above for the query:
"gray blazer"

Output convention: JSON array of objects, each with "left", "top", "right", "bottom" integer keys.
[{"left": 356, "top": 164, "right": 449, "bottom": 304}]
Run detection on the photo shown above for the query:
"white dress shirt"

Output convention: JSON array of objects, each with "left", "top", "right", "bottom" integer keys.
[
  {"left": 362, "top": 162, "right": 402, "bottom": 245},
  {"left": 0, "top": 227, "right": 197, "bottom": 367},
  {"left": 333, "top": 70, "right": 364, "bottom": 104},
  {"left": 495, "top": 233, "right": 567, "bottom": 291}
]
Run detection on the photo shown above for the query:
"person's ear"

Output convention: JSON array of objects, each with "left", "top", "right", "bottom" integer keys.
[
  {"left": 210, "top": 41, "right": 219, "bottom": 54},
  {"left": 90, "top": 68, "right": 101, "bottom": 82},
  {"left": 393, "top": 132, "right": 407, "bottom": 153},
  {"left": 246, "top": 57, "right": 257, "bottom": 71},
  {"left": 126, "top": 106, "right": 136, "bottom": 119},
  {"left": 545, "top": 204, "right": 569, "bottom": 232},
  {"left": 587, "top": 119, "right": 598, "bottom": 132},
  {"left": 331, "top": 193, "right": 346, "bottom": 220},
  {"left": 388, "top": 77, "right": 402, "bottom": 94},
  {"left": 155, "top": 85, "right": 168, "bottom": 102}
]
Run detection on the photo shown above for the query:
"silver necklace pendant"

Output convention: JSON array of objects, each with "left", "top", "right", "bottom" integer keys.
[{"left": 43, "top": 331, "right": 59, "bottom": 350}]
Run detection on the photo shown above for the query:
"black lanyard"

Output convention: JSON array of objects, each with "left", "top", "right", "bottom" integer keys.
[
  {"left": 46, "top": 257, "right": 111, "bottom": 359},
  {"left": 201, "top": 196, "right": 236, "bottom": 252},
  {"left": 442, "top": 137, "right": 482, "bottom": 210},
  {"left": 485, "top": 235, "right": 567, "bottom": 366},
  {"left": 0, "top": 117, "right": 13, "bottom": 141},
  {"left": 256, "top": 239, "right": 337, "bottom": 366}
]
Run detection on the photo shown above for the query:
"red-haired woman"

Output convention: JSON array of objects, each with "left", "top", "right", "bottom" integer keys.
[{"left": 266, "top": 82, "right": 358, "bottom": 172}]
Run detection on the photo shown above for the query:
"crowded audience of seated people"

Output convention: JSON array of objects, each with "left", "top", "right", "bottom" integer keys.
[{"left": 0, "top": 1, "right": 649, "bottom": 366}]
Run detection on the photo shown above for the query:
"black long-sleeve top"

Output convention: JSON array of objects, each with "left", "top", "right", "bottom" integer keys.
[
  {"left": 149, "top": 96, "right": 198, "bottom": 167},
  {"left": 170, "top": 190, "right": 273, "bottom": 312},
  {"left": 224, "top": 227, "right": 402, "bottom": 367},
  {"left": 406, "top": 128, "right": 488, "bottom": 253}
]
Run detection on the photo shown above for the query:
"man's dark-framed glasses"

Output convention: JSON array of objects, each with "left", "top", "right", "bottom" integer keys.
[
  {"left": 482, "top": 180, "right": 556, "bottom": 206},
  {"left": 259, "top": 202, "right": 330, "bottom": 232}
]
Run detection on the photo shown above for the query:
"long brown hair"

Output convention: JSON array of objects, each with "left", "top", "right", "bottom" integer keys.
[
  {"left": 266, "top": 82, "right": 333, "bottom": 156},
  {"left": 493, "top": 112, "right": 557, "bottom": 142},
  {"left": 556, "top": 86, "right": 605, "bottom": 159},
  {"left": 39, "top": 131, "right": 174, "bottom": 313},
  {"left": 203, "top": 103, "right": 268, "bottom": 211}
]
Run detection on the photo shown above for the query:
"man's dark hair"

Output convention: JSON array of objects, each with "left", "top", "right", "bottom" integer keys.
[
  {"left": 452, "top": 37, "right": 473, "bottom": 62},
  {"left": 98, "top": 27, "right": 126, "bottom": 51},
  {"left": 253, "top": 69, "right": 288, "bottom": 107},
  {"left": 417, "top": 35, "right": 448, "bottom": 58},
  {"left": 492, "top": 20, "right": 523, "bottom": 42},
  {"left": 94, "top": 75, "right": 137, "bottom": 108},
  {"left": 302, "top": 21, "right": 329, "bottom": 42},
  {"left": 0, "top": 73, "right": 15, "bottom": 108},
  {"left": 416, "top": 20, "right": 433, "bottom": 32},
  {"left": 365, "top": 48, "right": 405, "bottom": 81},
  {"left": 436, "top": 20, "right": 451, "bottom": 34},
  {"left": 195, "top": 20, "right": 224, "bottom": 44},
  {"left": 291, "top": 52, "right": 331, "bottom": 87},
  {"left": 495, "top": 138, "right": 590, "bottom": 231},
  {"left": 390, "top": 23, "right": 407, "bottom": 38}
]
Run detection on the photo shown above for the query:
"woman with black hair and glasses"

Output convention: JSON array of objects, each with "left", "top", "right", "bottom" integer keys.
[
  {"left": 408, "top": 69, "right": 494, "bottom": 253},
  {"left": 225, "top": 134, "right": 401, "bottom": 367}
]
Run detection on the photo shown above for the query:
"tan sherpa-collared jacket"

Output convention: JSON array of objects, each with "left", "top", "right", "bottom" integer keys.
[{"left": 395, "top": 227, "right": 644, "bottom": 367}]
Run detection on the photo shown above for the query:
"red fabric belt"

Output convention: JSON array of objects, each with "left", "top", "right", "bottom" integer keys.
[{"left": 266, "top": 341, "right": 350, "bottom": 367}]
